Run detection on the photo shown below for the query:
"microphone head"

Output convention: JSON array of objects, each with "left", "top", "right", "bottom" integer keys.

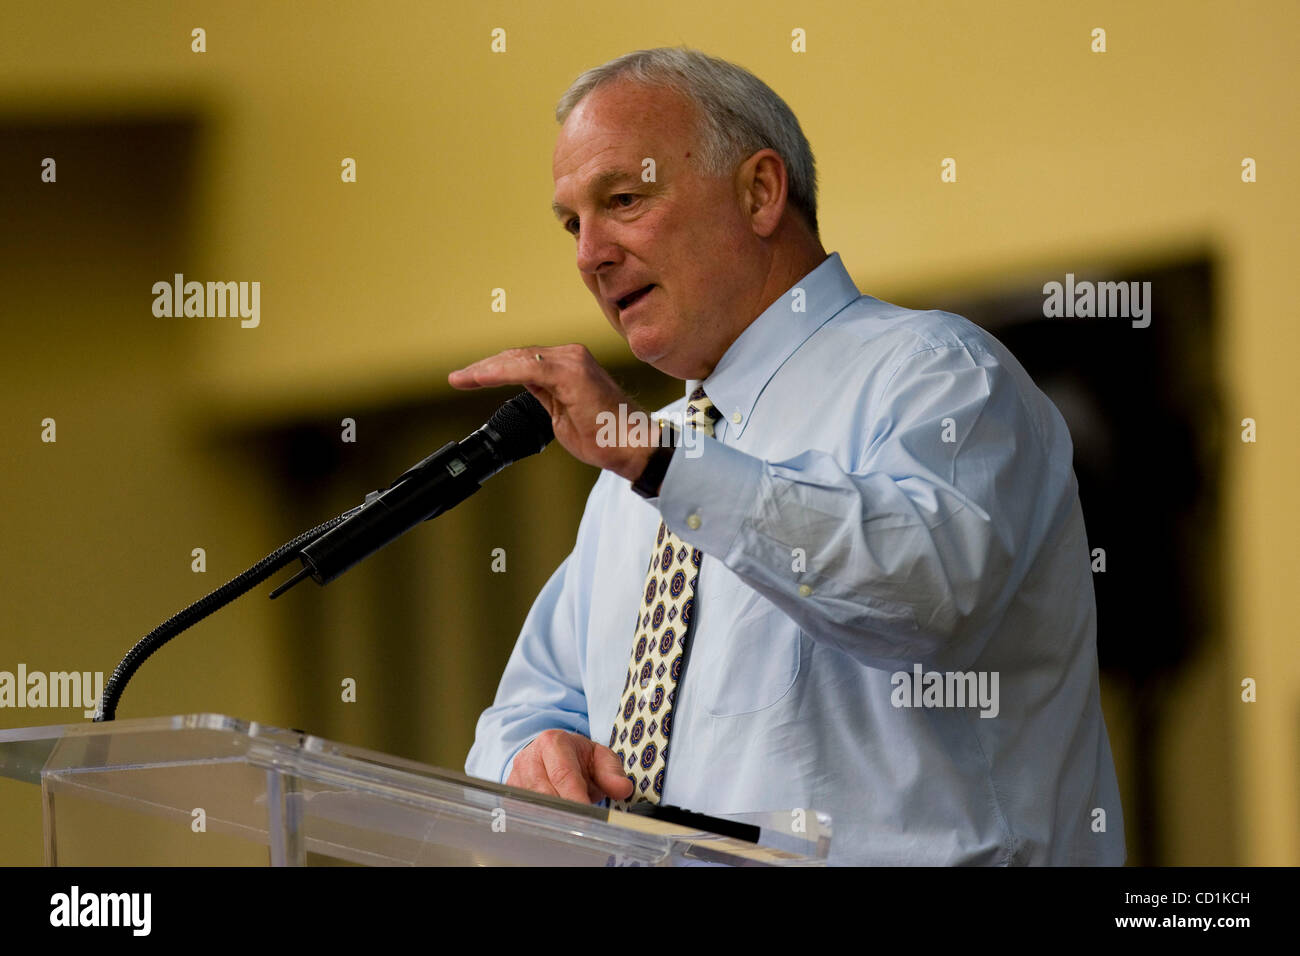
[{"left": 487, "top": 392, "right": 555, "bottom": 462}]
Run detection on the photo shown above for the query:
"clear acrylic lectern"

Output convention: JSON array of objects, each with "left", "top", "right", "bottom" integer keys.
[{"left": 0, "top": 714, "right": 830, "bottom": 866}]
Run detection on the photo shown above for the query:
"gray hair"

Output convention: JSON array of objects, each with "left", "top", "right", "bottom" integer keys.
[{"left": 555, "top": 46, "right": 819, "bottom": 237}]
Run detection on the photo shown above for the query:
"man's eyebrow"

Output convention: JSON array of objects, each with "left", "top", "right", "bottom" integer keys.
[{"left": 551, "top": 169, "right": 641, "bottom": 218}]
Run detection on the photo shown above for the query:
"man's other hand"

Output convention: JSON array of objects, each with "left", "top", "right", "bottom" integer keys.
[{"left": 506, "top": 728, "right": 635, "bottom": 804}]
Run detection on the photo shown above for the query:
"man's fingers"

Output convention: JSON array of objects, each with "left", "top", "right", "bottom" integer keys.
[
  {"left": 512, "top": 771, "right": 560, "bottom": 800},
  {"left": 525, "top": 772, "right": 562, "bottom": 800},
  {"left": 448, "top": 347, "right": 557, "bottom": 390},
  {"left": 593, "top": 744, "right": 635, "bottom": 799},
  {"left": 507, "top": 749, "right": 561, "bottom": 800},
  {"left": 446, "top": 346, "right": 645, "bottom": 475},
  {"left": 508, "top": 734, "right": 635, "bottom": 805},
  {"left": 539, "top": 734, "right": 595, "bottom": 803}
]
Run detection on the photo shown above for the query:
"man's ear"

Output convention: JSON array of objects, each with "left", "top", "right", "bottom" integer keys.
[{"left": 736, "top": 148, "right": 789, "bottom": 239}]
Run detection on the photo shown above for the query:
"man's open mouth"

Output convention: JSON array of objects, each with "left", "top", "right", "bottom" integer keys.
[{"left": 617, "top": 285, "right": 655, "bottom": 310}]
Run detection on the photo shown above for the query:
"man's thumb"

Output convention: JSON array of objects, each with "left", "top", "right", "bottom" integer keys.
[{"left": 593, "top": 745, "right": 634, "bottom": 797}]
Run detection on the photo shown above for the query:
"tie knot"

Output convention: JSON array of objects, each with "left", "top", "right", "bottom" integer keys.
[{"left": 685, "top": 387, "right": 724, "bottom": 436}]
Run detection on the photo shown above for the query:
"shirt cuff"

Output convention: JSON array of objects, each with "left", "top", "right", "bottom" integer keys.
[{"left": 654, "top": 433, "right": 762, "bottom": 559}]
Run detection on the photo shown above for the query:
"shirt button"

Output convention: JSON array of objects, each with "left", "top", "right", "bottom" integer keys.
[
  {"left": 686, "top": 513, "right": 702, "bottom": 530},
  {"left": 731, "top": 411, "right": 743, "bottom": 424},
  {"left": 798, "top": 584, "right": 813, "bottom": 597}
]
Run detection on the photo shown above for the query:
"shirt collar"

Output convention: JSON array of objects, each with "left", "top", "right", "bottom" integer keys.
[{"left": 689, "top": 251, "right": 860, "bottom": 440}]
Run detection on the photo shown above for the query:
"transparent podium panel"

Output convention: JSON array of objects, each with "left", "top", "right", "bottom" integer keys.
[{"left": 0, "top": 715, "right": 830, "bottom": 866}]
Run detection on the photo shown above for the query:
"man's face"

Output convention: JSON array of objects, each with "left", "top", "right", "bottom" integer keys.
[{"left": 551, "top": 79, "right": 765, "bottom": 380}]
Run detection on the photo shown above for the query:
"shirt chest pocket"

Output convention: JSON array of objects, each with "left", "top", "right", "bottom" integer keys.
[{"left": 690, "top": 585, "right": 803, "bottom": 717}]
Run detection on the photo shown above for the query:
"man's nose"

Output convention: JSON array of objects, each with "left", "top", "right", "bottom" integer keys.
[{"left": 575, "top": 219, "right": 621, "bottom": 275}]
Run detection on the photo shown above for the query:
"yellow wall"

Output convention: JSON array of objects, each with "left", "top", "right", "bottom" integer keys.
[{"left": 0, "top": 1, "right": 1294, "bottom": 864}]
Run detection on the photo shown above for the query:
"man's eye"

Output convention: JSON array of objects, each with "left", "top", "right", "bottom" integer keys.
[{"left": 563, "top": 195, "right": 635, "bottom": 236}]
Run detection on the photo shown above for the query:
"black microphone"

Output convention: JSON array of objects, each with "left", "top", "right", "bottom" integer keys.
[{"left": 269, "top": 391, "right": 554, "bottom": 598}]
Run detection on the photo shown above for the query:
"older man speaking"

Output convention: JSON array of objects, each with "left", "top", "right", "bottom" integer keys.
[{"left": 452, "top": 47, "right": 1125, "bottom": 866}]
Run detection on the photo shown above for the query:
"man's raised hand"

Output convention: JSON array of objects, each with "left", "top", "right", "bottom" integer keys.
[{"left": 449, "top": 345, "right": 658, "bottom": 483}]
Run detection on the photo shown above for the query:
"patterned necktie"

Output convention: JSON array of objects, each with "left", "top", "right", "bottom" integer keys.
[{"left": 609, "top": 386, "right": 723, "bottom": 809}]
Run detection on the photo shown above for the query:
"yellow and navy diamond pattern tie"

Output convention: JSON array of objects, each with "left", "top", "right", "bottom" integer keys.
[{"left": 609, "top": 386, "right": 723, "bottom": 809}]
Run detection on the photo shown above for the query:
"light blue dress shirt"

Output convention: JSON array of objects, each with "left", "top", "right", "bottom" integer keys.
[{"left": 466, "top": 252, "right": 1126, "bottom": 865}]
